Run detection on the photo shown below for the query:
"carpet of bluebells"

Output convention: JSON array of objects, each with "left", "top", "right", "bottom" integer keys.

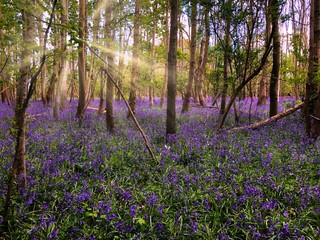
[{"left": 0, "top": 97, "right": 320, "bottom": 239}]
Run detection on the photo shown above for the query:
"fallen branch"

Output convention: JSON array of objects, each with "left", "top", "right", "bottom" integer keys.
[
  {"left": 191, "top": 104, "right": 218, "bottom": 109},
  {"left": 87, "top": 106, "right": 106, "bottom": 113},
  {"left": 229, "top": 102, "right": 304, "bottom": 132}
]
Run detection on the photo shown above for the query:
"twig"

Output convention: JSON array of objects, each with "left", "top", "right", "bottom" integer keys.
[
  {"left": 0, "top": 55, "right": 9, "bottom": 74},
  {"left": 310, "top": 114, "right": 320, "bottom": 121}
]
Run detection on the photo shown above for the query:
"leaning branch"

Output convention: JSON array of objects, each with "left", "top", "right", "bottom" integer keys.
[
  {"left": 85, "top": 40, "right": 157, "bottom": 162},
  {"left": 101, "top": 67, "right": 156, "bottom": 161},
  {"left": 229, "top": 102, "right": 304, "bottom": 132},
  {"left": 218, "top": 25, "right": 275, "bottom": 130}
]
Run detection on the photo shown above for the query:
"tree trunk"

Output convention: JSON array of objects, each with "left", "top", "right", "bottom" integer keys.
[
  {"left": 76, "top": 0, "right": 88, "bottom": 120},
  {"left": 160, "top": 0, "right": 169, "bottom": 108},
  {"left": 0, "top": 3, "right": 11, "bottom": 106},
  {"left": 197, "top": 7, "right": 210, "bottom": 106},
  {"left": 149, "top": 6, "right": 157, "bottom": 107},
  {"left": 98, "top": 70, "right": 105, "bottom": 114},
  {"left": 54, "top": 0, "right": 68, "bottom": 119},
  {"left": 105, "top": 0, "right": 115, "bottom": 133},
  {"left": 269, "top": 0, "right": 281, "bottom": 117},
  {"left": 3, "top": 0, "right": 34, "bottom": 223},
  {"left": 166, "top": 0, "right": 178, "bottom": 138},
  {"left": 220, "top": 25, "right": 230, "bottom": 115},
  {"left": 181, "top": 0, "right": 197, "bottom": 113},
  {"left": 305, "top": 0, "right": 320, "bottom": 138},
  {"left": 258, "top": 0, "right": 271, "bottom": 105},
  {"left": 46, "top": 40, "right": 59, "bottom": 105},
  {"left": 37, "top": 14, "right": 47, "bottom": 106},
  {"left": 128, "top": 0, "right": 140, "bottom": 117}
]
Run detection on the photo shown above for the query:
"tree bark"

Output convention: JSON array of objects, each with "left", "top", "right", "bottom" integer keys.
[
  {"left": 105, "top": 0, "right": 115, "bottom": 133},
  {"left": 128, "top": 0, "right": 141, "bottom": 117},
  {"left": 197, "top": 7, "right": 210, "bottom": 106},
  {"left": 76, "top": 0, "right": 88, "bottom": 120},
  {"left": 181, "top": 0, "right": 197, "bottom": 113},
  {"left": 149, "top": 4, "right": 157, "bottom": 107},
  {"left": 98, "top": 70, "right": 105, "bottom": 115},
  {"left": 54, "top": 0, "right": 68, "bottom": 119},
  {"left": 220, "top": 20, "right": 231, "bottom": 115},
  {"left": 166, "top": 0, "right": 178, "bottom": 138},
  {"left": 160, "top": 0, "right": 169, "bottom": 108},
  {"left": 269, "top": 0, "right": 281, "bottom": 117},
  {"left": 305, "top": 0, "right": 320, "bottom": 138},
  {"left": 258, "top": 0, "right": 271, "bottom": 105},
  {"left": 37, "top": 13, "right": 47, "bottom": 106}
]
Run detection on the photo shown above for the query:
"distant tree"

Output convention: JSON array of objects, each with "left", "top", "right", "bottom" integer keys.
[
  {"left": 149, "top": 1, "right": 158, "bottom": 107},
  {"left": 195, "top": 5, "right": 210, "bottom": 106},
  {"left": 166, "top": 0, "right": 178, "bottom": 138},
  {"left": 181, "top": 0, "right": 197, "bottom": 113},
  {"left": 269, "top": 0, "right": 281, "bottom": 117},
  {"left": 128, "top": 0, "right": 141, "bottom": 117}
]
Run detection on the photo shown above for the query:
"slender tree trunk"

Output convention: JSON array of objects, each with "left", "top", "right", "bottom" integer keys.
[
  {"left": 37, "top": 14, "right": 47, "bottom": 106},
  {"left": 220, "top": 19, "right": 231, "bottom": 115},
  {"left": 128, "top": 0, "right": 140, "bottom": 117},
  {"left": 305, "top": 0, "right": 320, "bottom": 138},
  {"left": 160, "top": 0, "right": 169, "bottom": 108},
  {"left": 46, "top": 33, "right": 59, "bottom": 105},
  {"left": 181, "top": 0, "right": 197, "bottom": 113},
  {"left": 76, "top": 0, "right": 88, "bottom": 120},
  {"left": 149, "top": 7, "right": 157, "bottom": 107},
  {"left": 117, "top": 6, "right": 124, "bottom": 101},
  {"left": 0, "top": 3, "right": 11, "bottom": 106},
  {"left": 258, "top": 0, "right": 271, "bottom": 105},
  {"left": 69, "top": 55, "right": 76, "bottom": 102},
  {"left": 3, "top": 1, "right": 34, "bottom": 223},
  {"left": 197, "top": 8, "right": 210, "bottom": 106},
  {"left": 98, "top": 70, "right": 105, "bottom": 114},
  {"left": 269, "top": 0, "right": 281, "bottom": 117},
  {"left": 54, "top": 0, "right": 68, "bottom": 119},
  {"left": 166, "top": 0, "right": 178, "bottom": 138},
  {"left": 196, "top": 9, "right": 209, "bottom": 106},
  {"left": 105, "top": 0, "right": 115, "bottom": 132}
]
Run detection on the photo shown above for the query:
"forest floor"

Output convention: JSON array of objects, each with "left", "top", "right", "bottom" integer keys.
[{"left": 0, "top": 97, "right": 319, "bottom": 239}]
